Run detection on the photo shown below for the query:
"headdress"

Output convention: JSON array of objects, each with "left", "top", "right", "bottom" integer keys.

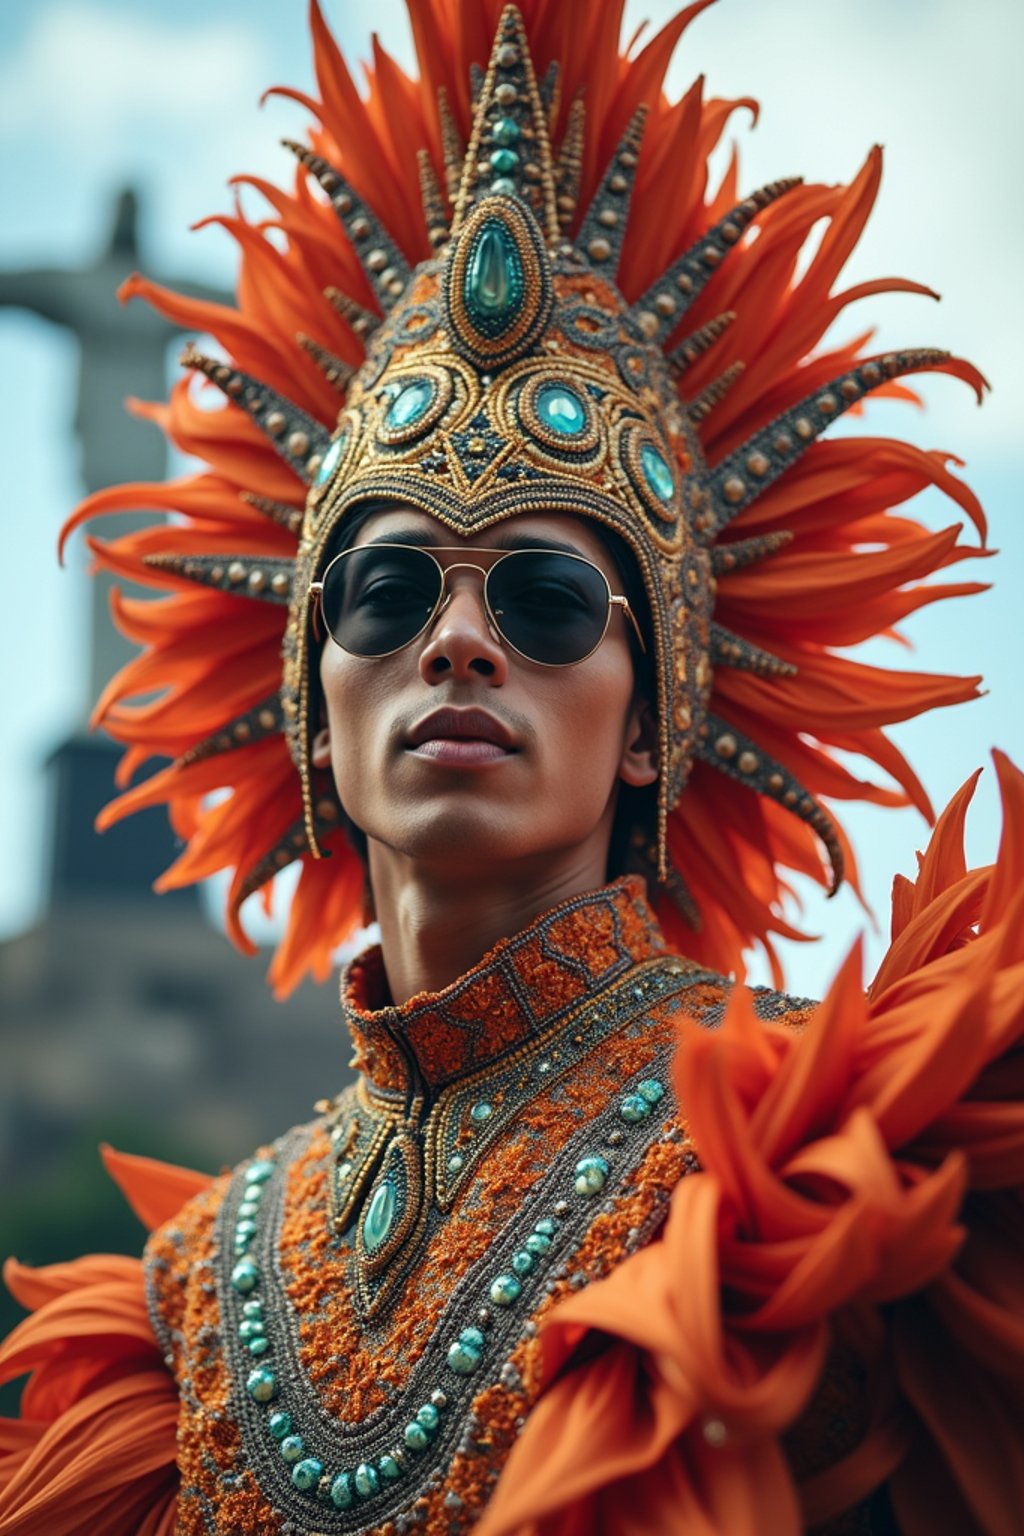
[{"left": 62, "top": 0, "right": 987, "bottom": 995}]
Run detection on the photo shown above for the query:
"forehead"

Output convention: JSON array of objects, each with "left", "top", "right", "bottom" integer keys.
[{"left": 351, "top": 505, "right": 619, "bottom": 578}]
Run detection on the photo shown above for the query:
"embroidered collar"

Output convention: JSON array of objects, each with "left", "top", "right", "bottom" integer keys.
[{"left": 341, "top": 877, "right": 666, "bottom": 1098}]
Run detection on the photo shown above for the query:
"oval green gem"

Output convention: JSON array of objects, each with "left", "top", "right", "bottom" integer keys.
[
  {"left": 379, "top": 1453, "right": 402, "bottom": 1483},
  {"left": 404, "top": 1421, "right": 429, "bottom": 1451},
  {"left": 490, "top": 147, "right": 519, "bottom": 174},
  {"left": 574, "top": 1155, "right": 609, "bottom": 1197},
  {"left": 247, "top": 1336, "right": 270, "bottom": 1356},
  {"left": 490, "top": 177, "right": 516, "bottom": 195},
  {"left": 535, "top": 384, "right": 586, "bottom": 436},
  {"left": 235, "top": 1218, "right": 257, "bottom": 1240},
  {"left": 640, "top": 442, "right": 675, "bottom": 504},
  {"left": 620, "top": 1093, "right": 651, "bottom": 1124},
  {"left": 247, "top": 1159, "right": 274, "bottom": 1184},
  {"left": 354, "top": 1462, "right": 380, "bottom": 1498},
  {"left": 331, "top": 1471, "right": 354, "bottom": 1509},
  {"left": 315, "top": 433, "right": 345, "bottom": 486},
  {"left": 470, "top": 1101, "right": 493, "bottom": 1125},
  {"left": 246, "top": 1366, "right": 277, "bottom": 1403},
  {"left": 291, "top": 1456, "right": 323, "bottom": 1492},
  {"left": 638, "top": 1078, "right": 666, "bottom": 1104},
  {"left": 489, "top": 1273, "right": 522, "bottom": 1306},
  {"left": 492, "top": 116, "right": 521, "bottom": 145},
  {"left": 385, "top": 379, "right": 434, "bottom": 430},
  {"left": 534, "top": 1218, "right": 557, "bottom": 1236},
  {"left": 464, "top": 220, "right": 523, "bottom": 336},
  {"left": 231, "top": 1258, "right": 259, "bottom": 1295},
  {"left": 280, "top": 1434, "right": 304, "bottom": 1462},
  {"left": 416, "top": 1403, "right": 440, "bottom": 1433},
  {"left": 362, "top": 1179, "right": 397, "bottom": 1253},
  {"left": 525, "top": 1231, "right": 552, "bottom": 1257},
  {"left": 511, "top": 1249, "right": 535, "bottom": 1276},
  {"left": 446, "top": 1326, "right": 485, "bottom": 1375},
  {"left": 268, "top": 1410, "right": 292, "bottom": 1441}
]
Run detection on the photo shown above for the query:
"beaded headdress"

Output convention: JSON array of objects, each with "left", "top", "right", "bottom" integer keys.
[{"left": 64, "top": 0, "right": 986, "bottom": 994}]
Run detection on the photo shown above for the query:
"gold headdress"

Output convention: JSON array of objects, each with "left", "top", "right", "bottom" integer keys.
[{"left": 63, "top": 0, "right": 987, "bottom": 993}]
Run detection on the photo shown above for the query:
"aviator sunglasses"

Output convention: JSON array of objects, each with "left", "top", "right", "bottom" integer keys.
[{"left": 309, "top": 544, "right": 647, "bottom": 667}]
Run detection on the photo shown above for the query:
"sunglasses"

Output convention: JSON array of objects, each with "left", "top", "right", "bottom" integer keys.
[{"left": 308, "top": 544, "right": 646, "bottom": 667}]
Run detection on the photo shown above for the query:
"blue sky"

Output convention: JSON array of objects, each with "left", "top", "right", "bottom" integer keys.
[{"left": 2, "top": 0, "right": 1022, "bottom": 996}]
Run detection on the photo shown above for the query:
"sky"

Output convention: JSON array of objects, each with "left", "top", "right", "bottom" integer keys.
[{"left": 1, "top": 0, "right": 1022, "bottom": 998}]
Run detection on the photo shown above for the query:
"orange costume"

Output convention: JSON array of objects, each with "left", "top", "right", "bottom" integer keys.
[{"left": 2, "top": 2, "right": 1022, "bottom": 1534}]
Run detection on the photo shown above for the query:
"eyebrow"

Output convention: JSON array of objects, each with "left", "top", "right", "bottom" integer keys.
[{"left": 362, "top": 528, "right": 585, "bottom": 558}]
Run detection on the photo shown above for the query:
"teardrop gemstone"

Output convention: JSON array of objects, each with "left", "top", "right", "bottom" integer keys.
[
  {"left": 464, "top": 220, "right": 523, "bottom": 337},
  {"left": 362, "top": 1178, "right": 397, "bottom": 1252}
]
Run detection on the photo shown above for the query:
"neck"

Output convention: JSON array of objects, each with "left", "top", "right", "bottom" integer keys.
[{"left": 367, "top": 843, "right": 613, "bottom": 1004}]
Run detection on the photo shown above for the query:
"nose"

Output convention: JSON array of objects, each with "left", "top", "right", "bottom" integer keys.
[{"left": 417, "top": 569, "right": 508, "bottom": 686}]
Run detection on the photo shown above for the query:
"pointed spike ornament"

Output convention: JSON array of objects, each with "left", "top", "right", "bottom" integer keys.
[
  {"left": 555, "top": 96, "right": 585, "bottom": 229},
  {"left": 696, "top": 714, "right": 845, "bottom": 894},
  {"left": 710, "top": 622, "right": 797, "bottom": 678},
  {"left": 705, "top": 349, "right": 952, "bottom": 538},
  {"left": 668, "top": 311, "right": 736, "bottom": 375},
  {"left": 539, "top": 59, "right": 561, "bottom": 124},
  {"left": 576, "top": 105, "right": 648, "bottom": 276},
  {"left": 181, "top": 693, "right": 285, "bottom": 766},
  {"left": 296, "top": 332, "right": 354, "bottom": 394},
  {"left": 629, "top": 177, "right": 802, "bottom": 345},
  {"left": 143, "top": 552, "right": 295, "bottom": 605},
  {"left": 710, "top": 530, "right": 793, "bottom": 576},
  {"left": 283, "top": 140, "right": 412, "bottom": 312},
  {"left": 437, "top": 87, "right": 465, "bottom": 205},
  {"left": 418, "top": 149, "right": 451, "bottom": 249},
  {"left": 241, "top": 492, "right": 304, "bottom": 537},
  {"left": 687, "top": 360, "right": 745, "bottom": 423},
  {"left": 233, "top": 799, "right": 342, "bottom": 909},
  {"left": 450, "top": 4, "right": 560, "bottom": 240},
  {"left": 180, "top": 345, "right": 330, "bottom": 484},
  {"left": 324, "top": 287, "right": 380, "bottom": 344}
]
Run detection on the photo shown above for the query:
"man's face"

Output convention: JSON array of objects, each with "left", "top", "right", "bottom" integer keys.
[{"left": 312, "top": 506, "right": 657, "bottom": 882}]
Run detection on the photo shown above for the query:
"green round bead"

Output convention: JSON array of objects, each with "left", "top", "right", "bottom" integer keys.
[
  {"left": 448, "top": 1153, "right": 464, "bottom": 1174},
  {"left": 247, "top": 1336, "right": 270, "bottom": 1356},
  {"left": 242, "top": 1183, "right": 264, "bottom": 1205},
  {"left": 354, "top": 1462, "right": 380, "bottom": 1498},
  {"left": 237, "top": 1201, "right": 259, "bottom": 1220},
  {"left": 416, "top": 1403, "right": 440, "bottom": 1433},
  {"left": 511, "top": 1249, "right": 535, "bottom": 1276},
  {"left": 268, "top": 1410, "right": 292, "bottom": 1441},
  {"left": 404, "top": 1421, "right": 429, "bottom": 1452},
  {"left": 291, "top": 1456, "right": 323, "bottom": 1492},
  {"left": 534, "top": 1218, "right": 557, "bottom": 1236},
  {"left": 379, "top": 1453, "right": 402, "bottom": 1483},
  {"left": 489, "top": 1273, "right": 522, "bottom": 1306},
  {"left": 280, "top": 1434, "right": 305, "bottom": 1462},
  {"left": 231, "top": 1258, "right": 259, "bottom": 1294},
  {"left": 247, "top": 1159, "right": 274, "bottom": 1184},
  {"left": 492, "top": 116, "right": 521, "bottom": 145},
  {"left": 245, "top": 1366, "right": 277, "bottom": 1403},
  {"left": 446, "top": 1326, "right": 485, "bottom": 1375},
  {"left": 638, "top": 1078, "right": 666, "bottom": 1104},
  {"left": 619, "top": 1094, "right": 651, "bottom": 1124},
  {"left": 535, "top": 384, "right": 586, "bottom": 436},
  {"left": 490, "top": 177, "right": 516, "bottom": 195},
  {"left": 525, "top": 1231, "right": 551, "bottom": 1257},
  {"left": 242, "top": 1298, "right": 263, "bottom": 1319},
  {"left": 470, "top": 1101, "right": 493, "bottom": 1125},
  {"left": 235, "top": 1218, "right": 258, "bottom": 1241},
  {"left": 385, "top": 379, "right": 434, "bottom": 430},
  {"left": 574, "top": 1155, "right": 609, "bottom": 1197},
  {"left": 331, "top": 1471, "right": 354, "bottom": 1509},
  {"left": 490, "top": 147, "right": 519, "bottom": 174}
]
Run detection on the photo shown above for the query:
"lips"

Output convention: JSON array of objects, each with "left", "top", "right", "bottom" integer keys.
[{"left": 407, "top": 707, "right": 517, "bottom": 751}]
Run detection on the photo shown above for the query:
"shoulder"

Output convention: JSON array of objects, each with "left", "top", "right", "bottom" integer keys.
[{"left": 657, "top": 956, "right": 819, "bottom": 1032}]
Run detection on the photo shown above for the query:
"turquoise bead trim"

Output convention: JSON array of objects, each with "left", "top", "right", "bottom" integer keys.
[
  {"left": 535, "top": 383, "right": 586, "bottom": 436},
  {"left": 416, "top": 1403, "right": 440, "bottom": 1432},
  {"left": 638, "top": 1079, "right": 665, "bottom": 1104},
  {"left": 268, "top": 1410, "right": 292, "bottom": 1441},
  {"left": 489, "top": 1273, "right": 522, "bottom": 1306},
  {"left": 492, "top": 116, "right": 520, "bottom": 145},
  {"left": 291, "top": 1457, "right": 322, "bottom": 1492},
  {"left": 490, "top": 147, "right": 519, "bottom": 174},
  {"left": 448, "top": 1153, "right": 465, "bottom": 1173},
  {"left": 511, "top": 1249, "right": 535, "bottom": 1276},
  {"left": 379, "top": 1454, "right": 402, "bottom": 1482},
  {"left": 231, "top": 1258, "right": 259, "bottom": 1294},
  {"left": 247, "top": 1336, "right": 270, "bottom": 1357},
  {"left": 574, "top": 1155, "right": 610, "bottom": 1197},
  {"left": 241, "top": 1298, "right": 263, "bottom": 1319},
  {"left": 331, "top": 1471, "right": 354, "bottom": 1509},
  {"left": 490, "top": 176, "right": 516, "bottom": 195},
  {"left": 620, "top": 1093, "right": 650, "bottom": 1123},
  {"left": 640, "top": 442, "right": 675, "bottom": 503},
  {"left": 470, "top": 1101, "right": 494, "bottom": 1124},
  {"left": 354, "top": 1462, "right": 380, "bottom": 1497},
  {"left": 404, "top": 1421, "right": 429, "bottom": 1452},
  {"left": 280, "top": 1434, "right": 305, "bottom": 1463},
  {"left": 247, "top": 1160, "right": 274, "bottom": 1184},
  {"left": 446, "top": 1326, "right": 485, "bottom": 1375},
  {"left": 246, "top": 1366, "right": 277, "bottom": 1404}
]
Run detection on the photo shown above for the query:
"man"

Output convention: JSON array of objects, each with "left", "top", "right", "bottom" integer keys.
[{"left": 2, "top": 4, "right": 1021, "bottom": 1534}]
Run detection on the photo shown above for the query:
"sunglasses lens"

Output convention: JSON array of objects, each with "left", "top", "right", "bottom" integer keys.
[
  {"left": 488, "top": 551, "right": 609, "bottom": 665},
  {"left": 321, "top": 546, "right": 441, "bottom": 656}
]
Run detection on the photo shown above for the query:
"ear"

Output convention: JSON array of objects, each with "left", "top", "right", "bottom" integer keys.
[
  {"left": 311, "top": 724, "right": 332, "bottom": 769},
  {"left": 618, "top": 698, "right": 659, "bottom": 788}
]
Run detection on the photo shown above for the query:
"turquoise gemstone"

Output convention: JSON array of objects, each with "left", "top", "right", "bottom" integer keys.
[
  {"left": 574, "top": 1155, "right": 610, "bottom": 1197},
  {"left": 331, "top": 1471, "right": 354, "bottom": 1509},
  {"left": 247, "top": 1337, "right": 270, "bottom": 1356},
  {"left": 447, "top": 1326, "right": 485, "bottom": 1375},
  {"left": 280, "top": 1434, "right": 305, "bottom": 1462},
  {"left": 354, "top": 1462, "right": 380, "bottom": 1498},
  {"left": 534, "top": 1218, "right": 557, "bottom": 1236},
  {"left": 490, "top": 147, "right": 519, "bottom": 174},
  {"left": 525, "top": 1231, "right": 551, "bottom": 1257},
  {"left": 465, "top": 220, "right": 523, "bottom": 334},
  {"left": 404, "top": 1421, "right": 429, "bottom": 1452},
  {"left": 246, "top": 1366, "right": 277, "bottom": 1403},
  {"left": 233, "top": 1237, "right": 253, "bottom": 1257},
  {"left": 492, "top": 117, "right": 521, "bottom": 145},
  {"left": 315, "top": 433, "right": 345, "bottom": 486},
  {"left": 620, "top": 1094, "right": 651, "bottom": 1124},
  {"left": 470, "top": 1101, "right": 493, "bottom": 1125},
  {"left": 640, "top": 442, "right": 675, "bottom": 503},
  {"left": 268, "top": 1410, "right": 292, "bottom": 1441},
  {"left": 385, "top": 379, "right": 434, "bottom": 430},
  {"left": 242, "top": 1183, "right": 264, "bottom": 1205},
  {"left": 490, "top": 177, "right": 516, "bottom": 195},
  {"left": 291, "top": 1457, "right": 323, "bottom": 1492},
  {"left": 489, "top": 1273, "right": 522, "bottom": 1306},
  {"left": 237, "top": 1200, "right": 259, "bottom": 1220},
  {"left": 362, "top": 1179, "right": 397, "bottom": 1253},
  {"left": 416, "top": 1403, "right": 440, "bottom": 1433},
  {"left": 535, "top": 384, "right": 586, "bottom": 436},
  {"left": 242, "top": 1298, "right": 263, "bottom": 1319},
  {"left": 379, "top": 1453, "right": 402, "bottom": 1482},
  {"left": 511, "top": 1249, "right": 535, "bottom": 1276},
  {"left": 448, "top": 1153, "right": 464, "bottom": 1174},
  {"left": 638, "top": 1078, "right": 666, "bottom": 1104},
  {"left": 247, "top": 1160, "right": 274, "bottom": 1184},
  {"left": 235, "top": 1219, "right": 257, "bottom": 1241},
  {"left": 231, "top": 1258, "right": 259, "bottom": 1295}
]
